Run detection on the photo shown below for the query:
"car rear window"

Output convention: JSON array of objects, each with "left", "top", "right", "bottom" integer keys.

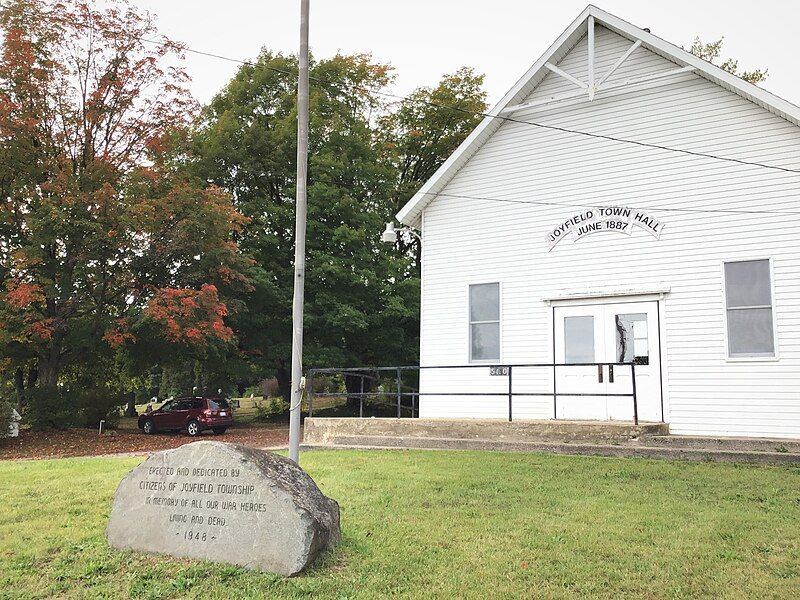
[
  {"left": 207, "top": 398, "right": 230, "bottom": 410},
  {"left": 176, "top": 399, "right": 202, "bottom": 410}
]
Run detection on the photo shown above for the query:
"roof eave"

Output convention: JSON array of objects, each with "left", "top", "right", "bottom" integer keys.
[
  {"left": 596, "top": 8, "right": 800, "bottom": 126},
  {"left": 396, "top": 4, "right": 800, "bottom": 228},
  {"left": 397, "top": 5, "right": 594, "bottom": 227}
]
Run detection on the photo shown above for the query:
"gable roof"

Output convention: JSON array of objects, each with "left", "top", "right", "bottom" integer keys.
[{"left": 397, "top": 4, "right": 800, "bottom": 227}]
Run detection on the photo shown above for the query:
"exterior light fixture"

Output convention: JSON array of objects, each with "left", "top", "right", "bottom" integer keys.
[
  {"left": 381, "top": 222, "right": 421, "bottom": 244},
  {"left": 381, "top": 222, "right": 398, "bottom": 244}
]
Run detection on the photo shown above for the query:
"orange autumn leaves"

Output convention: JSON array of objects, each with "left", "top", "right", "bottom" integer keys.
[
  {"left": 4, "top": 279, "right": 235, "bottom": 349},
  {"left": 5, "top": 280, "right": 44, "bottom": 310},
  {"left": 145, "top": 284, "right": 234, "bottom": 345},
  {"left": 2, "top": 280, "right": 54, "bottom": 342},
  {"left": 104, "top": 284, "right": 233, "bottom": 349}
]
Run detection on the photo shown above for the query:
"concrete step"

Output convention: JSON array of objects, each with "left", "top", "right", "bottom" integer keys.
[
  {"left": 644, "top": 435, "right": 800, "bottom": 454},
  {"left": 322, "top": 435, "right": 800, "bottom": 466}
]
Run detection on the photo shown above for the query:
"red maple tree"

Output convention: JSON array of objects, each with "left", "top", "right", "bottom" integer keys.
[{"left": 0, "top": 0, "right": 249, "bottom": 393}]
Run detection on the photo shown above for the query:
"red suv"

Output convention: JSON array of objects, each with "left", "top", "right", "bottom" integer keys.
[{"left": 138, "top": 396, "right": 233, "bottom": 437}]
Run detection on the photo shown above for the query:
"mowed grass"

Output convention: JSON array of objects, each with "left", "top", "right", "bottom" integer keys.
[{"left": 1, "top": 451, "right": 799, "bottom": 599}]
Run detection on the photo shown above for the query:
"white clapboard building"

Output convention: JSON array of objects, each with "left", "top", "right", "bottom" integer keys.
[{"left": 396, "top": 6, "right": 800, "bottom": 439}]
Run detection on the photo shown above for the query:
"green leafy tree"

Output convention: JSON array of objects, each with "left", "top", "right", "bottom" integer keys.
[
  {"left": 689, "top": 37, "right": 768, "bottom": 84},
  {"left": 379, "top": 68, "right": 488, "bottom": 270},
  {"left": 195, "top": 52, "right": 423, "bottom": 399}
]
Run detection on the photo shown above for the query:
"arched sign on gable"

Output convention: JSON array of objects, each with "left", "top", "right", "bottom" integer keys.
[{"left": 546, "top": 207, "right": 664, "bottom": 251}]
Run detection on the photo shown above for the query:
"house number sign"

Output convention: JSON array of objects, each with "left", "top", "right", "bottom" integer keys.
[{"left": 545, "top": 207, "right": 664, "bottom": 251}]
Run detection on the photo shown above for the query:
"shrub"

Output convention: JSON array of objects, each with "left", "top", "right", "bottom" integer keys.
[
  {"left": 77, "top": 387, "right": 124, "bottom": 429},
  {"left": 310, "top": 375, "right": 342, "bottom": 394},
  {"left": 242, "top": 385, "right": 260, "bottom": 398},
  {"left": 25, "top": 386, "right": 124, "bottom": 430},
  {"left": 253, "top": 397, "right": 288, "bottom": 422},
  {"left": 25, "top": 387, "right": 77, "bottom": 430}
]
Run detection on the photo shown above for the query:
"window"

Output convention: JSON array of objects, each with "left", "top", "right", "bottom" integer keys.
[
  {"left": 615, "top": 313, "right": 649, "bottom": 365},
  {"left": 724, "top": 259, "right": 775, "bottom": 357},
  {"left": 564, "top": 316, "right": 594, "bottom": 363},
  {"left": 208, "top": 398, "right": 230, "bottom": 410},
  {"left": 469, "top": 283, "right": 500, "bottom": 361}
]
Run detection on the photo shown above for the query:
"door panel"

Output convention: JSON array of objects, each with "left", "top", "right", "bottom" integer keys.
[
  {"left": 172, "top": 400, "right": 193, "bottom": 430},
  {"left": 554, "top": 305, "right": 607, "bottom": 420},
  {"left": 152, "top": 400, "right": 177, "bottom": 429},
  {"left": 605, "top": 303, "right": 662, "bottom": 422},
  {"left": 554, "top": 301, "right": 662, "bottom": 422}
]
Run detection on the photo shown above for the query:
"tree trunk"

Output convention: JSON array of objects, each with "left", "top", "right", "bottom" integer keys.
[
  {"left": 37, "top": 357, "right": 60, "bottom": 388},
  {"left": 14, "top": 367, "right": 24, "bottom": 405},
  {"left": 344, "top": 372, "right": 372, "bottom": 409},
  {"left": 123, "top": 392, "right": 137, "bottom": 417},
  {"left": 276, "top": 364, "right": 291, "bottom": 403},
  {"left": 15, "top": 365, "right": 38, "bottom": 408},
  {"left": 27, "top": 365, "right": 38, "bottom": 389},
  {"left": 37, "top": 336, "right": 63, "bottom": 388}
]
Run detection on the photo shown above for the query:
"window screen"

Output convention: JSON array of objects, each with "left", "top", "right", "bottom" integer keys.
[
  {"left": 469, "top": 283, "right": 500, "bottom": 361},
  {"left": 725, "top": 259, "right": 775, "bottom": 357}
]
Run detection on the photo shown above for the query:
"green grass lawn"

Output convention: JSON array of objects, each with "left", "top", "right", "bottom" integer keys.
[{"left": 1, "top": 451, "right": 798, "bottom": 599}]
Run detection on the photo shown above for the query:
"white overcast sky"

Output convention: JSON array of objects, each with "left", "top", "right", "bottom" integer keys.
[{"left": 130, "top": 1, "right": 799, "bottom": 108}]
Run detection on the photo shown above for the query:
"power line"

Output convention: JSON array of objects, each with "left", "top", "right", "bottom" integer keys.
[
  {"left": 1, "top": 0, "right": 799, "bottom": 221},
  {"left": 419, "top": 190, "right": 800, "bottom": 217},
  {"left": 3, "top": 1, "right": 800, "bottom": 178}
]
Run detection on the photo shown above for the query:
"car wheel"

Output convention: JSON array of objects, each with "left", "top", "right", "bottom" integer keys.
[
  {"left": 186, "top": 420, "right": 201, "bottom": 437},
  {"left": 142, "top": 420, "right": 154, "bottom": 435},
  {"left": 212, "top": 427, "right": 227, "bottom": 435}
]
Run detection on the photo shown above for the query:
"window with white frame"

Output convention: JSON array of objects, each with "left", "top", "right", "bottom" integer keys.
[
  {"left": 469, "top": 283, "right": 500, "bottom": 361},
  {"left": 724, "top": 259, "right": 776, "bottom": 358}
]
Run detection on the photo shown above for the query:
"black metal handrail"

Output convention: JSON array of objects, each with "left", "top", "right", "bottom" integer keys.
[{"left": 306, "top": 362, "right": 639, "bottom": 424}]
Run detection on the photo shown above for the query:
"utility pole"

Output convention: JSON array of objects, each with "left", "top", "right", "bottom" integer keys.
[{"left": 288, "top": 0, "right": 310, "bottom": 464}]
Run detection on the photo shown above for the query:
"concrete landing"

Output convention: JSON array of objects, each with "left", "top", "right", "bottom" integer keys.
[
  {"left": 302, "top": 418, "right": 800, "bottom": 466},
  {"left": 304, "top": 417, "right": 668, "bottom": 446}
]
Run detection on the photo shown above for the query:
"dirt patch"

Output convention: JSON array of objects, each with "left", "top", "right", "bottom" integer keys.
[{"left": 0, "top": 424, "right": 290, "bottom": 461}]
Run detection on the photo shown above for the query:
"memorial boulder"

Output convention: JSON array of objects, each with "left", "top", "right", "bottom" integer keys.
[{"left": 106, "top": 441, "right": 340, "bottom": 576}]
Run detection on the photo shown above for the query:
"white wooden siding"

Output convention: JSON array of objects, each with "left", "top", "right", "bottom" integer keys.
[{"left": 418, "top": 25, "right": 800, "bottom": 438}]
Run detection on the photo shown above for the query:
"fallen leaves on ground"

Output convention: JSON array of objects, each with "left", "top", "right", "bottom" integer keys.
[{"left": 0, "top": 424, "right": 290, "bottom": 461}]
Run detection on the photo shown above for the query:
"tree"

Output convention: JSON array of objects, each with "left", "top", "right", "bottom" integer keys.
[
  {"left": 379, "top": 68, "right": 488, "bottom": 270},
  {"left": 689, "top": 37, "right": 768, "bottom": 84},
  {"left": 195, "top": 52, "right": 422, "bottom": 399},
  {"left": 0, "top": 0, "right": 248, "bottom": 409}
]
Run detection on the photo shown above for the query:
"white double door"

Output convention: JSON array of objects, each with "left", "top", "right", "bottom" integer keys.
[{"left": 554, "top": 301, "right": 662, "bottom": 422}]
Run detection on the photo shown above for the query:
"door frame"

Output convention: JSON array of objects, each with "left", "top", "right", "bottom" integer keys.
[{"left": 548, "top": 292, "right": 668, "bottom": 423}]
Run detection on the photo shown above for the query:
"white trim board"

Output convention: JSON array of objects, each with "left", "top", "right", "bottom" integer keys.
[{"left": 543, "top": 286, "right": 671, "bottom": 305}]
